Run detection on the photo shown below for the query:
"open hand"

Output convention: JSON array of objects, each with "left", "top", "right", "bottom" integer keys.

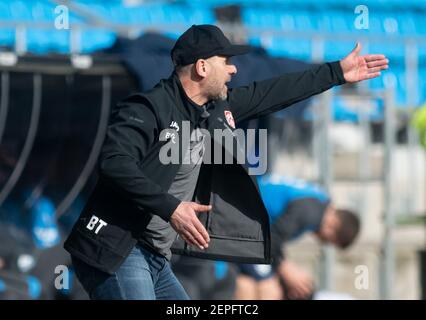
[
  {"left": 170, "top": 201, "right": 211, "bottom": 250},
  {"left": 340, "top": 43, "right": 389, "bottom": 83}
]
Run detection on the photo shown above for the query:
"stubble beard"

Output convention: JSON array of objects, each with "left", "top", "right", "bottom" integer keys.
[{"left": 206, "top": 77, "right": 228, "bottom": 101}]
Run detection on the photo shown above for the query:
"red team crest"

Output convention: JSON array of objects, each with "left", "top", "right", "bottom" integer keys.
[{"left": 224, "top": 110, "right": 235, "bottom": 129}]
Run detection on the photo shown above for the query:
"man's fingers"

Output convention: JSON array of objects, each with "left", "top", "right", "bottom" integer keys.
[
  {"left": 365, "top": 72, "right": 381, "bottom": 79},
  {"left": 368, "top": 66, "right": 388, "bottom": 74},
  {"left": 300, "top": 282, "right": 313, "bottom": 295},
  {"left": 367, "top": 59, "right": 389, "bottom": 68},
  {"left": 171, "top": 202, "right": 211, "bottom": 249},
  {"left": 364, "top": 54, "right": 387, "bottom": 62},
  {"left": 192, "top": 203, "right": 212, "bottom": 212},
  {"left": 182, "top": 229, "right": 205, "bottom": 249},
  {"left": 193, "top": 218, "right": 210, "bottom": 243},
  {"left": 186, "top": 225, "right": 208, "bottom": 249},
  {"left": 180, "top": 232, "right": 197, "bottom": 247},
  {"left": 291, "top": 285, "right": 310, "bottom": 299},
  {"left": 294, "top": 282, "right": 310, "bottom": 295},
  {"left": 190, "top": 202, "right": 211, "bottom": 244},
  {"left": 289, "top": 288, "right": 303, "bottom": 300},
  {"left": 181, "top": 233, "right": 204, "bottom": 250}
]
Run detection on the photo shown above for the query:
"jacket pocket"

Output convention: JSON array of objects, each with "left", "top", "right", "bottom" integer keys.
[
  {"left": 207, "top": 161, "right": 267, "bottom": 241},
  {"left": 208, "top": 192, "right": 261, "bottom": 240}
]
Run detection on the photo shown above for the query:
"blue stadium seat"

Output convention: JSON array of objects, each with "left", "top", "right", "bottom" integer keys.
[
  {"left": 72, "top": 2, "right": 215, "bottom": 38},
  {"left": 394, "top": 13, "right": 417, "bottom": 35},
  {"left": 247, "top": 35, "right": 263, "bottom": 48},
  {"left": 26, "top": 29, "right": 51, "bottom": 54},
  {"left": 108, "top": 4, "right": 136, "bottom": 24},
  {"left": 243, "top": 8, "right": 317, "bottom": 35},
  {"left": 152, "top": 5, "right": 215, "bottom": 26},
  {"left": 351, "top": 0, "right": 402, "bottom": 10},
  {"left": 248, "top": 9, "right": 315, "bottom": 31},
  {"left": 186, "top": 7, "right": 216, "bottom": 25},
  {"left": 24, "top": 28, "right": 69, "bottom": 54},
  {"left": 0, "top": 30, "right": 14, "bottom": 48},
  {"left": 292, "top": 10, "right": 317, "bottom": 31},
  {"left": 323, "top": 41, "right": 354, "bottom": 61},
  {"left": 0, "top": 0, "right": 86, "bottom": 53},
  {"left": 0, "top": 0, "right": 12, "bottom": 20},
  {"left": 316, "top": 10, "right": 351, "bottom": 33},
  {"left": 370, "top": 42, "right": 405, "bottom": 63},
  {"left": 242, "top": 8, "right": 282, "bottom": 29},
  {"left": 303, "top": 95, "right": 360, "bottom": 123},
  {"left": 385, "top": 67, "right": 407, "bottom": 106},
  {"left": 366, "top": 13, "right": 387, "bottom": 34},
  {"left": 379, "top": 13, "right": 400, "bottom": 35},
  {"left": 80, "top": 29, "right": 116, "bottom": 54},
  {"left": 125, "top": 5, "right": 152, "bottom": 25},
  {"left": 420, "top": 44, "right": 426, "bottom": 65},
  {"left": 413, "top": 13, "right": 426, "bottom": 35},
  {"left": 9, "top": 1, "right": 32, "bottom": 21},
  {"left": 368, "top": 70, "right": 385, "bottom": 91},
  {"left": 0, "top": 1, "right": 14, "bottom": 48},
  {"left": 264, "top": 36, "right": 312, "bottom": 61},
  {"left": 31, "top": 1, "right": 57, "bottom": 22},
  {"left": 350, "top": 10, "right": 413, "bottom": 35},
  {"left": 332, "top": 97, "right": 360, "bottom": 123},
  {"left": 368, "top": 65, "right": 411, "bottom": 107},
  {"left": 419, "top": 67, "right": 426, "bottom": 105},
  {"left": 159, "top": 5, "right": 187, "bottom": 24}
]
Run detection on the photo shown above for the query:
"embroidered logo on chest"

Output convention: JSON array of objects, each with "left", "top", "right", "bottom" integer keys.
[{"left": 224, "top": 110, "right": 235, "bottom": 129}]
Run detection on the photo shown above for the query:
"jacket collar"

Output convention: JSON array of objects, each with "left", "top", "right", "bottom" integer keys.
[{"left": 167, "top": 71, "right": 214, "bottom": 125}]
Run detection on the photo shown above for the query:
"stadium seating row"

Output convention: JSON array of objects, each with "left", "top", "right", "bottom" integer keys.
[{"left": 0, "top": 0, "right": 424, "bottom": 108}]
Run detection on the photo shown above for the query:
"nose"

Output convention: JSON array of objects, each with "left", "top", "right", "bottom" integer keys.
[{"left": 228, "top": 64, "right": 237, "bottom": 75}]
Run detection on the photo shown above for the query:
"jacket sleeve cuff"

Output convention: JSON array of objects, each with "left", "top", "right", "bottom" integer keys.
[
  {"left": 156, "top": 194, "right": 181, "bottom": 222},
  {"left": 330, "top": 60, "right": 346, "bottom": 85}
]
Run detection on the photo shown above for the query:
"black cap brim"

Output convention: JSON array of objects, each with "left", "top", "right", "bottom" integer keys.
[{"left": 216, "top": 44, "right": 252, "bottom": 57}]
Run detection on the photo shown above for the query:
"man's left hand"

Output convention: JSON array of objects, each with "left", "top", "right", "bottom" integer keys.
[{"left": 340, "top": 43, "right": 389, "bottom": 83}]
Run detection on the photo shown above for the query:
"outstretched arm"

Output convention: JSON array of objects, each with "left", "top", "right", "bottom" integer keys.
[{"left": 228, "top": 43, "right": 389, "bottom": 123}]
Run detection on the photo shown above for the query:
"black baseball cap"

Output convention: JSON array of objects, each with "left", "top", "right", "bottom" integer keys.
[{"left": 171, "top": 24, "right": 251, "bottom": 67}]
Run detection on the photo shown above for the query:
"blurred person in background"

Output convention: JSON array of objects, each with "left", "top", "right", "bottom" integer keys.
[{"left": 234, "top": 175, "right": 360, "bottom": 300}]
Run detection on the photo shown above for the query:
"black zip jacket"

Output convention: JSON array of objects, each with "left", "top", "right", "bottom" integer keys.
[{"left": 64, "top": 61, "right": 346, "bottom": 274}]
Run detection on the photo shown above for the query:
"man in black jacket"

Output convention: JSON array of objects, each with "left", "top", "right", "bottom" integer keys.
[{"left": 64, "top": 24, "right": 388, "bottom": 300}]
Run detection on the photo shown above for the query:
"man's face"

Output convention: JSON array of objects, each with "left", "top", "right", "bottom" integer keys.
[
  {"left": 316, "top": 223, "right": 338, "bottom": 245},
  {"left": 315, "top": 207, "right": 340, "bottom": 246},
  {"left": 204, "top": 56, "right": 237, "bottom": 101}
]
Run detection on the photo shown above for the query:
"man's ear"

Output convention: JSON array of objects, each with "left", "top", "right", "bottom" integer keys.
[{"left": 194, "top": 59, "right": 208, "bottom": 78}]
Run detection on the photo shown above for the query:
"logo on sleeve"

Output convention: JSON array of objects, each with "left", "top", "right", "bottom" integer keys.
[
  {"left": 224, "top": 110, "right": 235, "bottom": 129},
  {"left": 129, "top": 116, "right": 144, "bottom": 124}
]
